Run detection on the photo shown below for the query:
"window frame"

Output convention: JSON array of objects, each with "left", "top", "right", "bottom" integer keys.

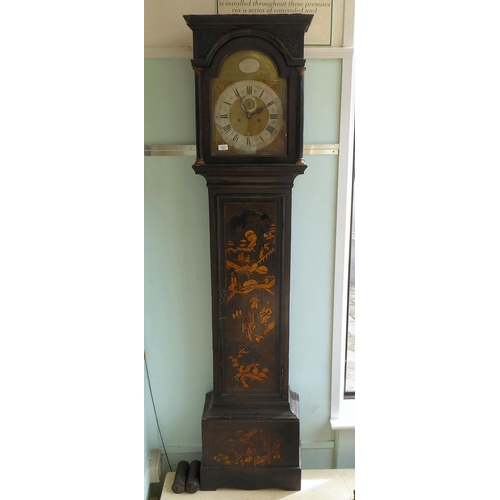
[{"left": 330, "top": 1, "right": 355, "bottom": 429}]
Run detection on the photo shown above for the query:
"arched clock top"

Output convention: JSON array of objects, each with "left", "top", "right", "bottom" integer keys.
[
  {"left": 184, "top": 14, "right": 312, "bottom": 67},
  {"left": 208, "top": 37, "right": 292, "bottom": 80},
  {"left": 199, "top": 31, "right": 302, "bottom": 74}
]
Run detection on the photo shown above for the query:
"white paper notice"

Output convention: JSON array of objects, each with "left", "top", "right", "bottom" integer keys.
[{"left": 216, "top": 1, "right": 333, "bottom": 45}]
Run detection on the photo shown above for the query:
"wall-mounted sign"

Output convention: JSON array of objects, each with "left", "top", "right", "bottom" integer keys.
[{"left": 216, "top": 1, "right": 333, "bottom": 45}]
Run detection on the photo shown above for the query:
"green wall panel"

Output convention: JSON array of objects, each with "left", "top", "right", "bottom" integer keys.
[{"left": 144, "top": 57, "right": 353, "bottom": 480}]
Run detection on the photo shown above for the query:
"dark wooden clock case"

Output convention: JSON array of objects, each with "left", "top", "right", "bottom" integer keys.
[{"left": 184, "top": 14, "right": 313, "bottom": 491}]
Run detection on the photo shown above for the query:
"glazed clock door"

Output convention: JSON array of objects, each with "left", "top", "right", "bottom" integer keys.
[{"left": 211, "top": 50, "right": 287, "bottom": 156}]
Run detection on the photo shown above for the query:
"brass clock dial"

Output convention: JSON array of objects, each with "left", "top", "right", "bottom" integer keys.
[
  {"left": 214, "top": 80, "right": 284, "bottom": 153},
  {"left": 211, "top": 50, "right": 287, "bottom": 156}
]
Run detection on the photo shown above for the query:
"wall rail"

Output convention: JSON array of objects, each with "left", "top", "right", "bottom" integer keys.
[{"left": 144, "top": 144, "right": 339, "bottom": 157}]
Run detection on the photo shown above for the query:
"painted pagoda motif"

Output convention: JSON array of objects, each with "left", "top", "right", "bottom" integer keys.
[{"left": 222, "top": 205, "right": 279, "bottom": 393}]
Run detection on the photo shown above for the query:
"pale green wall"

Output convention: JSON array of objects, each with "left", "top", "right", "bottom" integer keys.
[{"left": 144, "top": 58, "right": 354, "bottom": 488}]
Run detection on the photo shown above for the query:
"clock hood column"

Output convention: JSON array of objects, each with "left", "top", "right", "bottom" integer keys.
[{"left": 193, "top": 66, "right": 205, "bottom": 166}]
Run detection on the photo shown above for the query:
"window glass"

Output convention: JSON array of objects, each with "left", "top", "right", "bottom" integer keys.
[{"left": 344, "top": 168, "right": 355, "bottom": 397}]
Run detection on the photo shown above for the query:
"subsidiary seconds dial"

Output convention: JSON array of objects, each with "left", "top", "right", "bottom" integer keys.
[{"left": 213, "top": 80, "right": 284, "bottom": 153}]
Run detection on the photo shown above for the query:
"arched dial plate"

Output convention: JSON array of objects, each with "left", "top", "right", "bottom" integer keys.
[{"left": 211, "top": 50, "right": 287, "bottom": 156}]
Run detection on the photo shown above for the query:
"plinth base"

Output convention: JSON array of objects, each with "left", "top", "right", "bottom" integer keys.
[
  {"left": 201, "top": 465, "right": 301, "bottom": 491},
  {"left": 200, "top": 390, "right": 301, "bottom": 491}
]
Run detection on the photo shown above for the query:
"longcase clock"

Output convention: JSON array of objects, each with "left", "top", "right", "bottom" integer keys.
[{"left": 184, "top": 14, "right": 313, "bottom": 491}]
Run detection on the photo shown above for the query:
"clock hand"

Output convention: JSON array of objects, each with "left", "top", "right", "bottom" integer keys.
[
  {"left": 241, "top": 95, "right": 258, "bottom": 118},
  {"left": 239, "top": 99, "right": 252, "bottom": 119},
  {"left": 245, "top": 107, "right": 265, "bottom": 120}
]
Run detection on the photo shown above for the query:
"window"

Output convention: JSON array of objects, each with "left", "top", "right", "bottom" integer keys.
[{"left": 330, "top": 49, "right": 355, "bottom": 429}]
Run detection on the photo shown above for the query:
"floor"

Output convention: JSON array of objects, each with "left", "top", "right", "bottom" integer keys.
[{"left": 159, "top": 469, "right": 355, "bottom": 500}]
